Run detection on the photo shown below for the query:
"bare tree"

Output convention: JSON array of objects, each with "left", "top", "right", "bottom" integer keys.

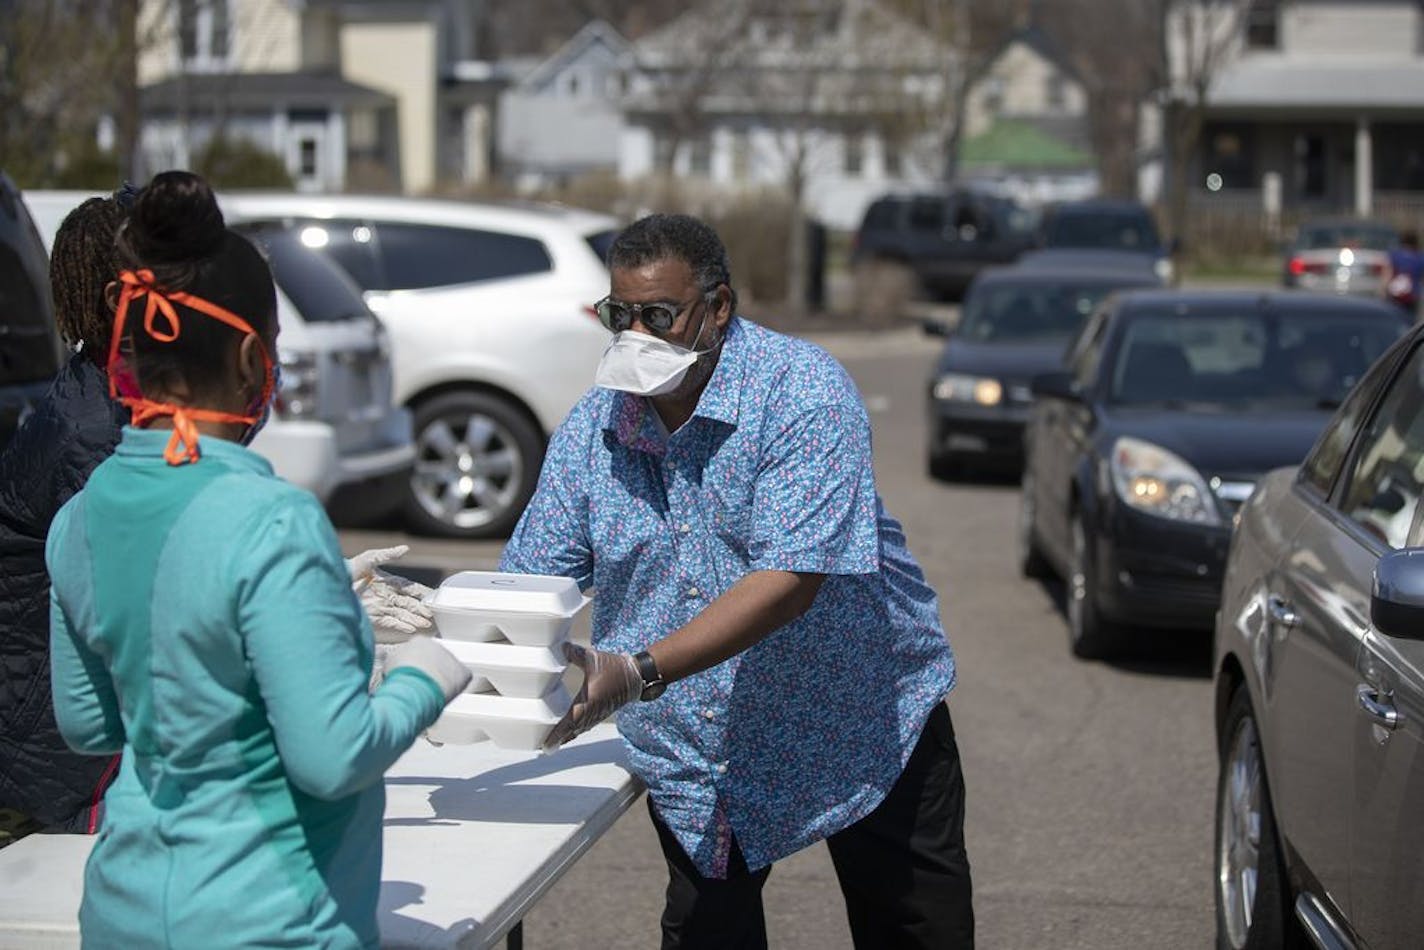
[{"left": 1159, "top": 0, "right": 1250, "bottom": 245}]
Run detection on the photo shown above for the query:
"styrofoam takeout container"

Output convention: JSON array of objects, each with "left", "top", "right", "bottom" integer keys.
[
  {"left": 439, "top": 639, "right": 566, "bottom": 698},
  {"left": 426, "top": 686, "right": 572, "bottom": 750},
  {"left": 427, "top": 571, "right": 590, "bottom": 646}
]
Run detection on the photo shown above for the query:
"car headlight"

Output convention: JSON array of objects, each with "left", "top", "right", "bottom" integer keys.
[
  {"left": 277, "top": 349, "right": 320, "bottom": 419},
  {"left": 933, "top": 373, "right": 1003, "bottom": 406},
  {"left": 1109, "top": 436, "right": 1220, "bottom": 525},
  {"left": 1154, "top": 257, "right": 1174, "bottom": 283}
]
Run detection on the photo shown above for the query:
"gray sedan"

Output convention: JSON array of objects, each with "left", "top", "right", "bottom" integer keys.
[{"left": 1214, "top": 321, "right": 1424, "bottom": 949}]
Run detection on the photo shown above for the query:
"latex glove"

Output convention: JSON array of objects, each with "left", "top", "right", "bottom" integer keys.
[
  {"left": 347, "top": 545, "right": 435, "bottom": 643},
  {"left": 383, "top": 635, "right": 471, "bottom": 704},
  {"left": 542, "top": 643, "right": 643, "bottom": 752},
  {"left": 368, "top": 642, "right": 401, "bottom": 693}
]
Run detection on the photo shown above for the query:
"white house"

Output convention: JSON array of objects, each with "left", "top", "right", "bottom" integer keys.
[
  {"left": 496, "top": 21, "right": 632, "bottom": 190},
  {"left": 959, "top": 26, "right": 1098, "bottom": 205},
  {"left": 136, "top": 0, "right": 499, "bottom": 194},
  {"left": 1168, "top": 0, "right": 1424, "bottom": 216},
  {"left": 617, "top": 0, "right": 951, "bottom": 230}
]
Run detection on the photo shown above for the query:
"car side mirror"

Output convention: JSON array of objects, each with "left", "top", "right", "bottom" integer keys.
[
  {"left": 921, "top": 317, "right": 952, "bottom": 338},
  {"left": 1031, "top": 370, "right": 1081, "bottom": 402},
  {"left": 1370, "top": 549, "right": 1424, "bottom": 641}
]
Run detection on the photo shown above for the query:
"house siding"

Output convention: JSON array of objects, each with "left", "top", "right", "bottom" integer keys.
[
  {"left": 342, "top": 21, "right": 439, "bottom": 193},
  {"left": 1283, "top": 2, "right": 1422, "bottom": 56}
]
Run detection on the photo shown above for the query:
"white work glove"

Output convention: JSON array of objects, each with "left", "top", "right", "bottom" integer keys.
[
  {"left": 383, "top": 635, "right": 472, "bottom": 704},
  {"left": 347, "top": 545, "right": 435, "bottom": 643},
  {"left": 542, "top": 643, "right": 643, "bottom": 752}
]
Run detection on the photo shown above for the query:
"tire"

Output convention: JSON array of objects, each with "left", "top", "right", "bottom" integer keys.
[
  {"left": 852, "top": 258, "right": 918, "bottom": 327},
  {"left": 1067, "top": 514, "right": 1120, "bottom": 659},
  {"left": 1017, "top": 473, "right": 1051, "bottom": 579},
  {"left": 1216, "top": 687, "right": 1305, "bottom": 950},
  {"left": 402, "top": 390, "right": 544, "bottom": 539}
]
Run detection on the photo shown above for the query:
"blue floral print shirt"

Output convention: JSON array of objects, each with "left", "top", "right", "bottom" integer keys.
[{"left": 500, "top": 317, "right": 956, "bottom": 876}]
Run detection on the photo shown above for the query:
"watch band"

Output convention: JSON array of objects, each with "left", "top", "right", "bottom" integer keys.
[{"left": 633, "top": 650, "right": 666, "bottom": 701}]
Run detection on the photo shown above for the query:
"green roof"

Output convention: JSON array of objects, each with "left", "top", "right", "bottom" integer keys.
[{"left": 961, "top": 119, "right": 1092, "bottom": 171}]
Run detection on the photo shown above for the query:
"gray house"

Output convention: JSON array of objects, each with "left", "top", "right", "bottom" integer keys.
[
  {"left": 1174, "top": 0, "right": 1424, "bottom": 217},
  {"left": 496, "top": 20, "right": 632, "bottom": 189}
]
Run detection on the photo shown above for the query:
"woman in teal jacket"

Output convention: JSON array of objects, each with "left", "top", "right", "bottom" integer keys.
[{"left": 46, "top": 171, "right": 470, "bottom": 949}]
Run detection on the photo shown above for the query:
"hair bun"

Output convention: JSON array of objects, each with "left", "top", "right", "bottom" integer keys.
[{"left": 125, "top": 170, "right": 226, "bottom": 263}]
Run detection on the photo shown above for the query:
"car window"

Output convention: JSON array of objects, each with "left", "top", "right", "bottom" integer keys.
[
  {"left": 959, "top": 282, "right": 1123, "bottom": 344},
  {"left": 287, "top": 218, "right": 384, "bottom": 291},
  {"left": 861, "top": 200, "right": 899, "bottom": 230},
  {"left": 1338, "top": 343, "right": 1424, "bottom": 549},
  {"left": 0, "top": 181, "right": 60, "bottom": 385},
  {"left": 1108, "top": 306, "right": 1405, "bottom": 408},
  {"left": 1298, "top": 224, "right": 1397, "bottom": 252},
  {"left": 237, "top": 224, "right": 373, "bottom": 323},
  {"left": 1046, "top": 208, "right": 1160, "bottom": 251},
  {"left": 907, "top": 197, "right": 945, "bottom": 233},
  {"left": 375, "top": 223, "right": 552, "bottom": 290},
  {"left": 584, "top": 228, "right": 618, "bottom": 267},
  {"left": 1301, "top": 351, "right": 1398, "bottom": 495}
]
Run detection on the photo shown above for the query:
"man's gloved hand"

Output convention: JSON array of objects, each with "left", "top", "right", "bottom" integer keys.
[
  {"left": 383, "top": 635, "right": 472, "bottom": 704},
  {"left": 347, "top": 545, "right": 436, "bottom": 643},
  {"left": 542, "top": 643, "right": 643, "bottom": 752}
]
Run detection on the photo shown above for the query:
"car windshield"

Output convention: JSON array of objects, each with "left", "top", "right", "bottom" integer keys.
[
  {"left": 237, "top": 224, "right": 372, "bottom": 323},
  {"left": 1108, "top": 307, "right": 1407, "bottom": 410},
  {"left": 1046, "top": 209, "right": 1159, "bottom": 251},
  {"left": 1297, "top": 223, "right": 1396, "bottom": 251},
  {"left": 958, "top": 282, "right": 1122, "bottom": 343}
]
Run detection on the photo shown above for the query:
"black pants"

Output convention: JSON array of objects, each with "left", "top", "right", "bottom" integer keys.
[{"left": 651, "top": 703, "right": 974, "bottom": 949}]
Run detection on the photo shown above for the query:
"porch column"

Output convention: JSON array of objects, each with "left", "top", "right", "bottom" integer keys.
[
  {"left": 330, "top": 111, "right": 347, "bottom": 191},
  {"left": 1356, "top": 115, "right": 1373, "bottom": 217}
]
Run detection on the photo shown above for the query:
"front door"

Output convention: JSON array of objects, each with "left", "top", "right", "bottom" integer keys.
[{"left": 288, "top": 119, "right": 328, "bottom": 193}]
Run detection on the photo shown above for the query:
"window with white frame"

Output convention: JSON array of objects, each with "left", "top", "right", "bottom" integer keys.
[
  {"left": 179, "top": 0, "right": 231, "bottom": 70},
  {"left": 845, "top": 133, "right": 864, "bottom": 176}
]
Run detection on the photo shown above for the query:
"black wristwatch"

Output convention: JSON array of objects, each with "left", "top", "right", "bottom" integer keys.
[{"left": 633, "top": 650, "right": 667, "bottom": 701}]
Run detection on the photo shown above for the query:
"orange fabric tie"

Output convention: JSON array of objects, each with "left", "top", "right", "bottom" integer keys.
[{"left": 107, "top": 269, "right": 273, "bottom": 466}]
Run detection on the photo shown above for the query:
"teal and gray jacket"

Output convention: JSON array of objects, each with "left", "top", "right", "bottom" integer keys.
[{"left": 47, "top": 428, "right": 445, "bottom": 949}]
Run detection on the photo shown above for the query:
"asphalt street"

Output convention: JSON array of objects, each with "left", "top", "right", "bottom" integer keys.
[{"left": 339, "top": 324, "right": 1219, "bottom": 949}]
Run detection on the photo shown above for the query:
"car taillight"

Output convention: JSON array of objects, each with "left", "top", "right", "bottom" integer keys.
[
  {"left": 1289, "top": 257, "right": 1306, "bottom": 276},
  {"left": 1368, "top": 263, "right": 1385, "bottom": 275}
]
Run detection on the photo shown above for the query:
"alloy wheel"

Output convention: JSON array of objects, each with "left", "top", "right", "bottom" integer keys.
[
  {"left": 1218, "top": 715, "right": 1262, "bottom": 949},
  {"left": 412, "top": 410, "right": 524, "bottom": 532}
]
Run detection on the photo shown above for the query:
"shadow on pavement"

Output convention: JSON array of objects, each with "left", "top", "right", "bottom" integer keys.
[{"left": 1033, "top": 577, "right": 1214, "bottom": 681}]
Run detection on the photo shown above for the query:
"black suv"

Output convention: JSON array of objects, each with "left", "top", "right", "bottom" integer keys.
[
  {"left": 0, "top": 175, "right": 63, "bottom": 449},
  {"left": 850, "top": 188, "right": 1037, "bottom": 319}
]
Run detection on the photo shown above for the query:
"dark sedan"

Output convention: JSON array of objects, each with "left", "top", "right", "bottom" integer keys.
[
  {"left": 924, "top": 266, "right": 1158, "bottom": 477},
  {"left": 1019, "top": 289, "right": 1410, "bottom": 658}
]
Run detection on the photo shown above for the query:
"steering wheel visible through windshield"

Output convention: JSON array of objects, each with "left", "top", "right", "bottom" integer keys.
[{"left": 1108, "top": 308, "right": 1407, "bottom": 410}]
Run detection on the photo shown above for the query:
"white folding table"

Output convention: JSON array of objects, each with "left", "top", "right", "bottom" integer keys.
[{"left": 0, "top": 725, "right": 641, "bottom": 949}]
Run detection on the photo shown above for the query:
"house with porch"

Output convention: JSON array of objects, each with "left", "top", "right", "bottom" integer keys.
[
  {"left": 136, "top": 0, "right": 503, "bottom": 194},
  {"left": 1170, "top": 0, "right": 1424, "bottom": 221},
  {"left": 616, "top": 0, "right": 950, "bottom": 230}
]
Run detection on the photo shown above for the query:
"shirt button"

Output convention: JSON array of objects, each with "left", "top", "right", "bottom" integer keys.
[
  {"left": 679, "top": 523, "right": 691, "bottom": 534},
  {"left": 716, "top": 762, "right": 728, "bottom": 775},
  {"left": 687, "top": 586, "right": 700, "bottom": 598},
  {"left": 703, "top": 709, "right": 715, "bottom": 721}
]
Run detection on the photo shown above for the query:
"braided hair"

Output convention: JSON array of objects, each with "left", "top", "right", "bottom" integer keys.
[{"left": 50, "top": 193, "right": 129, "bottom": 364}]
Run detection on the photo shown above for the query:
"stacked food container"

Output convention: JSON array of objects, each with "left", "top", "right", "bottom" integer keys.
[{"left": 422, "top": 571, "right": 588, "bottom": 750}]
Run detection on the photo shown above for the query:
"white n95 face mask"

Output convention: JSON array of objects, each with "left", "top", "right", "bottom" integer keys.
[
  {"left": 594, "top": 331, "right": 702, "bottom": 396},
  {"left": 594, "top": 309, "right": 719, "bottom": 397}
]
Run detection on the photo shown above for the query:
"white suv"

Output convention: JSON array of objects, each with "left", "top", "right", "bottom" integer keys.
[
  {"left": 23, "top": 191, "right": 415, "bottom": 519},
  {"left": 221, "top": 194, "right": 618, "bottom": 538}
]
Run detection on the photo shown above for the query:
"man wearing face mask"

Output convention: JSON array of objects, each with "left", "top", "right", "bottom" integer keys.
[{"left": 500, "top": 214, "right": 973, "bottom": 949}]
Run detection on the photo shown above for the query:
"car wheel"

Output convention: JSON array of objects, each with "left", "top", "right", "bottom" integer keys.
[
  {"left": 852, "top": 258, "right": 917, "bottom": 327},
  {"left": 1216, "top": 687, "right": 1303, "bottom": 950},
  {"left": 1067, "top": 515, "right": 1119, "bottom": 658},
  {"left": 403, "top": 390, "right": 544, "bottom": 539},
  {"left": 1018, "top": 473, "right": 1051, "bottom": 579}
]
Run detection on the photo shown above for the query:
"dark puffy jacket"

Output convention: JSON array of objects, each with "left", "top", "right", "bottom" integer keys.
[{"left": 0, "top": 354, "right": 126, "bottom": 831}]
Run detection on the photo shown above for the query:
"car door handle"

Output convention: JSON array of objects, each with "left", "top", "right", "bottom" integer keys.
[
  {"left": 1357, "top": 685, "right": 1403, "bottom": 731},
  {"left": 1266, "top": 594, "right": 1300, "bottom": 628}
]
